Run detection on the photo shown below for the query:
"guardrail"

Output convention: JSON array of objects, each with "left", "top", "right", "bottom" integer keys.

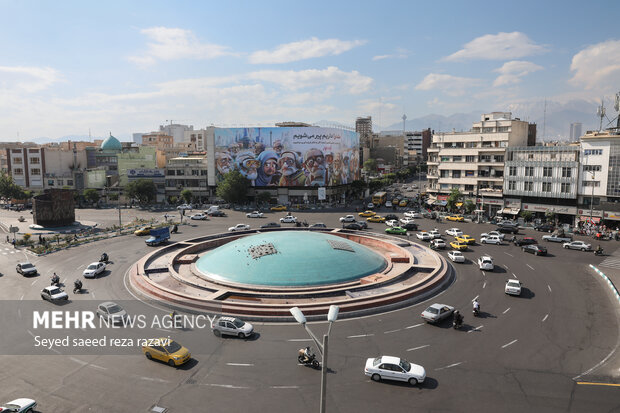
[{"left": 589, "top": 264, "right": 620, "bottom": 304}]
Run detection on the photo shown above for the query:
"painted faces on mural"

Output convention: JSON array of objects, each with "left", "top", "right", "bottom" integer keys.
[
  {"left": 236, "top": 151, "right": 260, "bottom": 181},
  {"left": 216, "top": 152, "right": 232, "bottom": 175},
  {"left": 279, "top": 151, "right": 300, "bottom": 176},
  {"left": 272, "top": 140, "right": 283, "bottom": 156},
  {"left": 254, "top": 142, "right": 265, "bottom": 156},
  {"left": 304, "top": 148, "right": 326, "bottom": 185}
]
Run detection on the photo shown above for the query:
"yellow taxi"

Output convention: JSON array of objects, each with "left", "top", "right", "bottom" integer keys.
[
  {"left": 392, "top": 198, "right": 400, "bottom": 205},
  {"left": 134, "top": 226, "right": 153, "bottom": 236},
  {"left": 450, "top": 241, "right": 468, "bottom": 250},
  {"left": 456, "top": 235, "right": 475, "bottom": 244},
  {"left": 367, "top": 215, "right": 386, "bottom": 223},
  {"left": 270, "top": 205, "right": 287, "bottom": 212},
  {"left": 399, "top": 199, "right": 408, "bottom": 207},
  {"left": 359, "top": 210, "right": 376, "bottom": 217},
  {"left": 142, "top": 337, "right": 191, "bottom": 367},
  {"left": 446, "top": 215, "right": 465, "bottom": 222}
]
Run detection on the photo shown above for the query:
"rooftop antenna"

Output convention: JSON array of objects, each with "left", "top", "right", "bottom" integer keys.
[{"left": 597, "top": 99, "right": 606, "bottom": 131}]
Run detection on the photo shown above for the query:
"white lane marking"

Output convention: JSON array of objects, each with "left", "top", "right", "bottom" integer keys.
[
  {"left": 472, "top": 295, "right": 479, "bottom": 302},
  {"left": 287, "top": 338, "right": 313, "bottom": 342},
  {"left": 573, "top": 347, "right": 619, "bottom": 380},
  {"left": 503, "top": 308, "right": 511, "bottom": 314},
  {"left": 483, "top": 281, "right": 486, "bottom": 289},
  {"left": 512, "top": 273, "right": 518, "bottom": 278},
  {"left": 89, "top": 364, "right": 107, "bottom": 371},
  {"left": 20, "top": 294, "right": 24, "bottom": 300},
  {"left": 467, "top": 325, "right": 483, "bottom": 333},
  {"left": 526, "top": 264, "right": 535, "bottom": 270},
  {"left": 205, "top": 383, "right": 250, "bottom": 389},
  {"left": 542, "top": 314, "right": 549, "bottom": 322},
  {"left": 17, "top": 308, "right": 21, "bottom": 318},
  {"left": 139, "top": 376, "right": 170, "bottom": 383},
  {"left": 504, "top": 264, "right": 509, "bottom": 269},
  {"left": 76, "top": 264, "right": 85, "bottom": 270},
  {"left": 91, "top": 292, "right": 96, "bottom": 299},
  {"left": 504, "top": 252, "right": 513, "bottom": 257},
  {"left": 30, "top": 280, "right": 37, "bottom": 286},
  {"left": 69, "top": 357, "right": 88, "bottom": 366},
  {"left": 157, "top": 328, "right": 173, "bottom": 333},
  {"left": 407, "top": 345, "right": 430, "bottom": 352},
  {"left": 384, "top": 329, "right": 401, "bottom": 334},
  {"left": 271, "top": 386, "right": 299, "bottom": 389},
  {"left": 226, "top": 363, "right": 254, "bottom": 367},
  {"left": 502, "top": 339, "right": 518, "bottom": 349},
  {"left": 405, "top": 323, "right": 424, "bottom": 329},
  {"left": 547, "top": 285, "right": 552, "bottom": 293},
  {"left": 347, "top": 334, "right": 375, "bottom": 338},
  {"left": 435, "top": 362, "right": 462, "bottom": 370}
]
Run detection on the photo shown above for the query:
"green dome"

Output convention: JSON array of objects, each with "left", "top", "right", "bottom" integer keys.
[
  {"left": 101, "top": 135, "right": 122, "bottom": 151},
  {"left": 195, "top": 231, "right": 387, "bottom": 286}
]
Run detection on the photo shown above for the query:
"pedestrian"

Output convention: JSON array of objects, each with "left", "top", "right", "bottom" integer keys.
[
  {"left": 39, "top": 234, "right": 43, "bottom": 244},
  {"left": 5, "top": 235, "right": 8, "bottom": 243}
]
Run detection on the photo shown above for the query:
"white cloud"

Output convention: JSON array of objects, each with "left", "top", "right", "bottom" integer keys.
[
  {"left": 443, "top": 32, "right": 546, "bottom": 61},
  {"left": 128, "top": 27, "right": 236, "bottom": 65},
  {"left": 247, "top": 66, "right": 373, "bottom": 94},
  {"left": 372, "top": 53, "right": 407, "bottom": 61},
  {"left": 569, "top": 39, "right": 620, "bottom": 90},
  {"left": 493, "top": 60, "right": 543, "bottom": 86},
  {"left": 0, "top": 66, "right": 61, "bottom": 92},
  {"left": 415, "top": 73, "right": 481, "bottom": 96},
  {"left": 248, "top": 37, "right": 365, "bottom": 64}
]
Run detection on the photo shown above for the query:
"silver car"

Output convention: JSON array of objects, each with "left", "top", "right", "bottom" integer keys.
[
  {"left": 421, "top": 303, "right": 454, "bottom": 323},
  {"left": 97, "top": 301, "right": 128, "bottom": 325},
  {"left": 562, "top": 241, "right": 591, "bottom": 251},
  {"left": 212, "top": 317, "right": 254, "bottom": 338}
]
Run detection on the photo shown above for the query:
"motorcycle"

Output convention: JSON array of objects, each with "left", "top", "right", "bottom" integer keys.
[
  {"left": 73, "top": 281, "right": 83, "bottom": 294},
  {"left": 171, "top": 224, "right": 178, "bottom": 234},
  {"left": 473, "top": 307, "right": 480, "bottom": 317},
  {"left": 100, "top": 253, "right": 109, "bottom": 263},
  {"left": 51, "top": 275, "right": 60, "bottom": 286},
  {"left": 298, "top": 347, "right": 320, "bottom": 369},
  {"left": 594, "top": 249, "right": 605, "bottom": 256},
  {"left": 452, "top": 315, "right": 463, "bottom": 329}
]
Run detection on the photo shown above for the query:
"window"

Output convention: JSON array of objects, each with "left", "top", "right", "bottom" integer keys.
[
  {"left": 543, "top": 167, "right": 552, "bottom": 177},
  {"left": 452, "top": 156, "right": 462, "bottom": 162},
  {"left": 480, "top": 155, "right": 491, "bottom": 162},
  {"left": 441, "top": 156, "right": 450, "bottom": 162},
  {"left": 508, "top": 181, "right": 516, "bottom": 190},
  {"left": 14, "top": 168, "right": 23, "bottom": 175},
  {"left": 542, "top": 182, "right": 552, "bottom": 192},
  {"left": 509, "top": 166, "right": 517, "bottom": 176},
  {"left": 31, "top": 168, "right": 41, "bottom": 175},
  {"left": 583, "top": 165, "right": 601, "bottom": 172},
  {"left": 465, "top": 170, "right": 474, "bottom": 177},
  {"left": 498, "top": 126, "right": 510, "bottom": 132},
  {"left": 525, "top": 167, "right": 534, "bottom": 176},
  {"left": 200, "top": 170, "right": 208, "bottom": 176},
  {"left": 561, "top": 183, "right": 571, "bottom": 193},
  {"left": 57, "top": 179, "right": 63, "bottom": 186},
  {"left": 176, "top": 169, "right": 185, "bottom": 176},
  {"left": 562, "top": 167, "right": 572, "bottom": 177},
  {"left": 464, "top": 185, "right": 474, "bottom": 191},
  {"left": 30, "top": 157, "right": 40, "bottom": 164},
  {"left": 452, "top": 171, "right": 461, "bottom": 178},
  {"left": 67, "top": 180, "right": 73, "bottom": 186},
  {"left": 584, "top": 149, "right": 603, "bottom": 156},
  {"left": 483, "top": 127, "right": 494, "bottom": 133},
  {"left": 48, "top": 179, "right": 54, "bottom": 186},
  {"left": 582, "top": 181, "right": 601, "bottom": 187},
  {"left": 466, "top": 156, "right": 475, "bottom": 162},
  {"left": 440, "top": 170, "right": 449, "bottom": 178},
  {"left": 13, "top": 157, "right": 22, "bottom": 164},
  {"left": 191, "top": 170, "right": 199, "bottom": 176},
  {"left": 524, "top": 182, "right": 533, "bottom": 191},
  {"left": 494, "top": 155, "right": 504, "bottom": 162}
]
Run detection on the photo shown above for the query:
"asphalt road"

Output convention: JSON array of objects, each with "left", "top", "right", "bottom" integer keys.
[{"left": 1, "top": 204, "right": 620, "bottom": 412}]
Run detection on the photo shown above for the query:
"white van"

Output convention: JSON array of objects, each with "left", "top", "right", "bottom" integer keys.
[{"left": 205, "top": 205, "right": 220, "bottom": 214}]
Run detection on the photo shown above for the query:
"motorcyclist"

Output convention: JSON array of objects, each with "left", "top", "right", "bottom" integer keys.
[
  {"left": 51, "top": 272, "right": 60, "bottom": 285},
  {"left": 303, "top": 346, "right": 312, "bottom": 361},
  {"left": 100, "top": 252, "right": 108, "bottom": 262},
  {"left": 473, "top": 299, "right": 480, "bottom": 314},
  {"left": 453, "top": 310, "right": 463, "bottom": 327},
  {"left": 73, "top": 279, "right": 82, "bottom": 293},
  {"left": 172, "top": 224, "right": 178, "bottom": 233},
  {"left": 596, "top": 244, "right": 603, "bottom": 254}
]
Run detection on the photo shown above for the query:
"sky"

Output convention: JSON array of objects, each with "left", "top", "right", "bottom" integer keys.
[{"left": 1, "top": 0, "right": 620, "bottom": 141}]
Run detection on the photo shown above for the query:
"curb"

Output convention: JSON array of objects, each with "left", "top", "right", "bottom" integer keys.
[{"left": 589, "top": 264, "right": 620, "bottom": 304}]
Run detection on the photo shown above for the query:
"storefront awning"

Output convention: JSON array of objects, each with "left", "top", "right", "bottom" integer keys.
[
  {"left": 455, "top": 202, "right": 463, "bottom": 207},
  {"left": 427, "top": 199, "right": 436, "bottom": 205},
  {"left": 501, "top": 207, "right": 520, "bottom": 215},
  {"left": 501, "top": 207, "right": 512, "bottom": 215},
  {"left": 580, "top": 216, "right": 601, "bottom": 223},
  {"left": 436, "top": 200, "right": 447, "bottom": 206}
]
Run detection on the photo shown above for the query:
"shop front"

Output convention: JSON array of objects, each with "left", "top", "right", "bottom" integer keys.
[{"left": 523, "top": 203, "right": 577, "bottom": 224}]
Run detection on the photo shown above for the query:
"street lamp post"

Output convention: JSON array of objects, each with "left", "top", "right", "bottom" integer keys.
[
  {"left": 589, "top": 171, "right": 595, "bottom": 223},
  {"left": 290, "top": 305, "right": 339, "bottom": 413}
]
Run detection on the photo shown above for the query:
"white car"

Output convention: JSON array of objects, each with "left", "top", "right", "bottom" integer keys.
[
  {"left": 228, "top": 223, "right": 250, "bottom": 232},
  {"left": 246, "top": 211, "right": 264, "bottom": 218},
  {"left": 97, "top": 302, "right": 128, "bottom": 325},
  {"left": 365, "top": 356, "right": 426, "bottom": 386},
  {"left": 367, "top": 202, "right": 375, "bottom": 209},
  {"left": 505, "top": 279, "right": 522, "bottom": 296},
  {"left": 385, "top": 219, "right": 399, "bottom": 227},
  {"left": 176, "top": 203, "right": 193, "bottom": 210},
  {"left": 339, "top": 215, "right": 356, "bottom": 223},
  {"left": 41, "top": 286, "right": 68, "bottom": 302},
  {"left": 480, "top": 231, "right": 505, "bottom": 240},
  {"left": 421, "top": 303, "right": 454, "bottom": 323},
  {"left": 430, "top": 239, "right": 446, "bottom": 249},
  {"left": 385, "top": 201, "right": 393, "bottom": 208},
  {"left": 399, "top": 217, "right": 415, "bottom": 225},
  {"left": 416, "top": 232, "right": 431, "bottom": 241},
  {"left": 0, "top": 398, "right": 37, "bottom": 412},
  {"left": 212, "top": 316, "right": 254, "bottom": 338},
  {"left": 445, "top": 228, "right": 463, "bottom": 237},
  {"left": 190, "top": 213, "right": 208, "bottom": 220},
  {"left": 563, "top": 241, "right": 591, "bottom": 251},
  {"left": 480, "top": 235, "right": 502, "bottom": 245},
  {"left": 447, "top": 251, "right": 465, "bottom": 263},
  {"left": 404, "top": 211, "right": 421, "bottom": 219},
  {"left": 428, "top": 229, "right": 442, "bottom": 239},
  {"left": 280, "top": 215, "right": 298, "bottom": 223},
  {"left": 478, "top": 256, "right": 494, "bottom": 271},
  {"left": 83, "top": 261, "right": 106, "bottom": 278}
]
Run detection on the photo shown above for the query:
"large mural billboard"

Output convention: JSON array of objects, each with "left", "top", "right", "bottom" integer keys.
[{"left": 214, "top": 127, "right": 360, "bottom": 187}]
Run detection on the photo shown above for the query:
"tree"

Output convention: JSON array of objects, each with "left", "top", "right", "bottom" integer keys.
[
  {"left": 521, "top": 210, "right": 533, "bottom": 222},
  {"left": 396, "top": 169, "right": 410, "bottom": 181},
  {"left": 180, "top": 189, "right": 193, "bottom": 204},
  {"left": 256, "top": 191, "right": 272, "bottom": 205},
  {"left": 349, "top": 180, "right": 367, "bottom": 198},
  {"left": 83, "top": 189, "right": 100, "bottom": 205},
  {"left": 368, "top": 179, "right": 384, "bottom": 193},
  {"left": 216, "top": 170, "right": 249, "bottom": 204},
  {"left": 363, "top": 159, "right": 377, "bottom": 173},
  {"left": 447, "top": 188, "right": 462, "bottom": 212},
  {"left": 464, "top": 199, "right": 476, "bottom": 214},
  {"left": 0, "top": 171, "right": 25, "bottom": 200},
  {"left": 545, "top": 210, "right": 556, "bottom": 223},
  {"left": 125, "top": 179, "right": 156, "bottom": 205}
]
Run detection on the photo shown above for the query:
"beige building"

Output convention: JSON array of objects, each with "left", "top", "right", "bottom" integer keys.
[
  {"left": 427, "top": 112, "right": 533, "bottom": 214},
  {"left": 165, "top": 155, "right": 210, "bottom": 202}
]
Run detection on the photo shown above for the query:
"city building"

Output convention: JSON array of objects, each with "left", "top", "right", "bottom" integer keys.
[
  {"left": 570, "top": 122, "right": 583, "bottom": 140},
  {"left": 165, "top": 155, "right": 210, "bottom": 203},
  {"left": 503, "top": 146, "right": 580, "bottom": 223},
  {"left": 159, "top": 123, "right": 194, "bottom": 143},
  {"left": 141, "top": 132, "right": 173, "bottom": 149},
  {"left": 6, "top": 147, "right": 45, "bottom": 190},
  {"left": 427, "top": 112, "right": 534, "bottom": 215}
]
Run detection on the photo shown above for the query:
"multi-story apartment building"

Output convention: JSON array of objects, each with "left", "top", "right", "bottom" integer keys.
[
  {"left": 427, "top": 112, "right": 533, "bottom": 215},
  {"left": 141, "top": 132, "right": 173, "bottom": 149},
  {"left": 578, "top": 128, "right": 620, "bottom": 223},
  {"left": 503, "top": 146, "right": 580, "bottom": 222},
  {"left": 6, "top": 147, "right": 45, "bottom": 190},
  {"left": 165, "top": 155, "right": 210, "bottom": 203}
]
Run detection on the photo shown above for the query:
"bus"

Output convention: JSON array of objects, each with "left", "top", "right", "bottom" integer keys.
[{"left": 372, "top": 192, "right": 388, "bottom": 206}]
